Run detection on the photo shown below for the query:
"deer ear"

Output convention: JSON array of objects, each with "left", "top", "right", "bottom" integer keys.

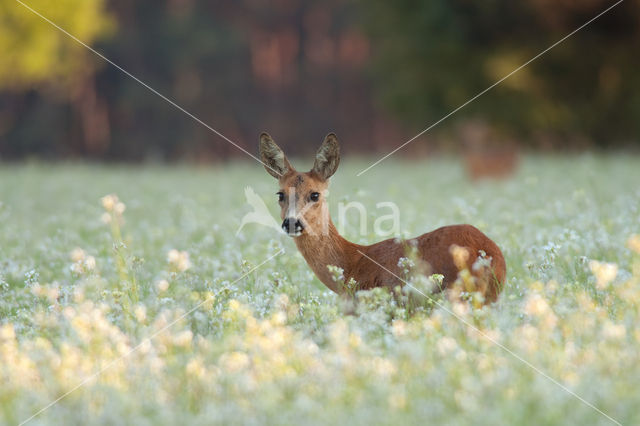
[
  {"left": 312, "top": 133, "right": 340, "bottom": 180},
  {"left": 259, "top": 133, "right": 292, "bottom": 178}
]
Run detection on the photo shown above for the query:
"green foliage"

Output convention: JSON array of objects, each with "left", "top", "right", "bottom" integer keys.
[
  {"left": 2, "top": 1, "right": 638, "bottom": 159},
  {"left": 0, "top": 0, "right": 113, "bottom": 90},
  {"left": 0, "top": 1, "right": 370, "bottom": 160},
  {"left": 360, "top": 0, "right": 640, "bottom": 146},
  {"left": 1, "top": 157, "right": 640, "bottom": 424}
]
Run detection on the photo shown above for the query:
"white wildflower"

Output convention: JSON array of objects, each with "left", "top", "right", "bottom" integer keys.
[
  {"left": 84, "top": 256, "right": 96, "bottom": 271},
  {"left": 437, "top": 336, "right": 457, "bottom": 355},
  {"left": 114, "top": 202, "right": 126, "bottom": 215}
]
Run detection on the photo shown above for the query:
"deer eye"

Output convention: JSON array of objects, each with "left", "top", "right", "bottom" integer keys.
[
  {"left": 310, "top": 192, "right": 320, "bottom": 202},
  {"left": 277, "top": 191, "right": 285, "bottom": 202}
]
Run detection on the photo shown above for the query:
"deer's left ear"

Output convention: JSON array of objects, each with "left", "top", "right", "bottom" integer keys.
[{"left": 312, "top": 133, "right": 340, "bottom": 180}]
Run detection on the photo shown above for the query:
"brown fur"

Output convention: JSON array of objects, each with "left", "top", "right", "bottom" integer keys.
[
  {"left": 465, "top": 150, "right": 518, "bottom": 181},
  {"left": 259, "top": 133, "right": 506, "bottom": 304}
]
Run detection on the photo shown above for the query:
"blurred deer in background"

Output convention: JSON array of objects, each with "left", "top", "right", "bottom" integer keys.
[
  {"left": 259, "top": 132, "right": 506, "bottom": 304},
  {"left": 460, "top": 120, "right": 518, "bottom": 182}
]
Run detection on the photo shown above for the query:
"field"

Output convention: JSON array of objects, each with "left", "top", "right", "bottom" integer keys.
[{"left": 1, "top": 156, "right": 639, "bottom": 425}]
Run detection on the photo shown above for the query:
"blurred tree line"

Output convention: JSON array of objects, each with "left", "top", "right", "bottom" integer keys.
[
  {"left": 361, "top": 0, "right": 640, "bottom": 149},
  {"left": 0, "top": 0, "right": 638, "bottom": 161}
]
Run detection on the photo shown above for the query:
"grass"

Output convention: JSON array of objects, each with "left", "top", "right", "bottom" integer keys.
[{"left": 1, "top": 155, "right": 639, "bottom": 425}]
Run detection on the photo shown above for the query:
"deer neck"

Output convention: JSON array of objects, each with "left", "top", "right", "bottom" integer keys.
[{"left": 294, "top": 218, "right": 360, "bottom": 293}]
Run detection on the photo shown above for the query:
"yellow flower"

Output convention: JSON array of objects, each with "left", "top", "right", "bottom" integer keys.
[
  {"left": 388, "top": 390, "right": 407, "bottom": 410},
  {"left": 114, "top": 202, "right": 126, "bottom": 215},
  {"left": 524, "top": 294, "right": 550, "bottom": 316},
  {"left": 167, "top": 249, "right": 192, "bottom": 272},
  {"left": 134, "top": 305, "right": 147, "bottom": 322},
  {"left": 530, "top": 281, "right": 544, "bottom": 292},
  {"left": 271, "top": 311, "right": 286, "bottom": 326},
  {"left": 101, "top": 194, "right": 118, "bottom": 212},
  {"left": 627, "top": 235, "right": 640, "bottom": 254},
  {"left": 602, "top": 321, "right": 626, "bottom": 340},
  {"left": 156, "top": 279, "right": 169, "bottom": 292},
  {"left": 524, "top": 293, "right": 558, "bottom": 328},
  {"left": 391, "top": 320, "right": 407, "bottom": 337},
  {"left": 220, "top": 351, "right": 250, "bottom": 373},
  {"left": 589, "top": 260, "right": 618, "bottom": 289},
  {"left": 186, "top": 357, "right": 206, "bottom": 379},
  {"left": 70, "top": 248, "right": 96, "bottom": 274},
  {"left": 100, "top": 212, "right": 112, "bottom": 224},
  {"left": 449, "top": 244, "right": 470, "bottom": 270},
  {"left": 348, "top": 333, "right": 362, "bottom": 348},
  {"left": 173, "top": 330, "right": 193, "bottom": 348},
  {"left": 70, "top": 247, "right": 86, "bottom": 263},
  {"left": 452, "top": 301, "right": 470, "bottom": 316},
  {"left": 0, "top": 323, "right": 16, "bottom": 341},
  {"left": 372, "top": 357, "right": 397, "bottom": 378}
]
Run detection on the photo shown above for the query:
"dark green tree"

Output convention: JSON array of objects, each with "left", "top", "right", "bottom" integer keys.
[{"left": 359, "top": 0, "right": 640, "bottom": 147}]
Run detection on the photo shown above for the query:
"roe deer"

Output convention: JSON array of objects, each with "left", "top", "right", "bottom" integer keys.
[{"left": 259, "top": 132, "right": 506, "bottom": 304}]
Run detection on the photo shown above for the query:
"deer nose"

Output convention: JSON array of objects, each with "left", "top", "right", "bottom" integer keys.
[{"left": 282, "top": 218, "right": 304, "bottom": 235}]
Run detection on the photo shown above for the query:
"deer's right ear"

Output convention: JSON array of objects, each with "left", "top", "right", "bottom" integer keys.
[{"left": 259, "top": 133, "right": 292, "bottom": 179}]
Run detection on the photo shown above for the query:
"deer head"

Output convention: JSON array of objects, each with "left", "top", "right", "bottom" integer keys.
[{"left": 259, "top": 132, "right": 340, "bottom": 237}]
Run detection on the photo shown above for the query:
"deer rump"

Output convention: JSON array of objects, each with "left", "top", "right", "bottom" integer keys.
[{"left": 352, "top": 224, "right": 506, "bottom": 304}]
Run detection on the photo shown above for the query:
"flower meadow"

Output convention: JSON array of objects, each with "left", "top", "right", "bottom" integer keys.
[{"left": 1, "top": 156, "right": 639, "bottom": 425}]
